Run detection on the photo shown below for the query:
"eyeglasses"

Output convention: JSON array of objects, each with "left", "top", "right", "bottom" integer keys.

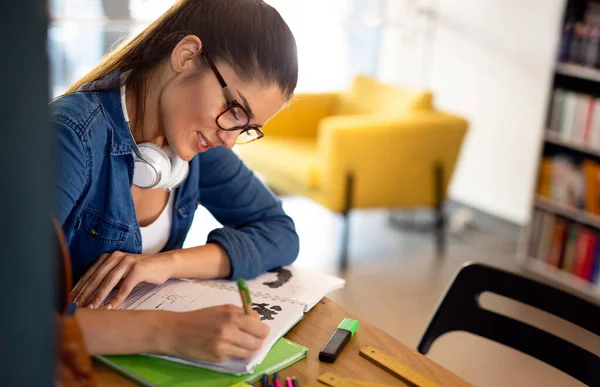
[{"left": 203, "top": 52, "right": 264, "bottom": 145}]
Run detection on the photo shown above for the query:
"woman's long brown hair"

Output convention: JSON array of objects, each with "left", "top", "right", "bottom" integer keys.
[{"left": 65, "top": 0, "right": 298, "bottom": 132}]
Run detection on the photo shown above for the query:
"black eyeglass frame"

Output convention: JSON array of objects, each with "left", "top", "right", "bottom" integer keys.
[{"left": 203, "top": 52, "right": 264, "bottom": 144}]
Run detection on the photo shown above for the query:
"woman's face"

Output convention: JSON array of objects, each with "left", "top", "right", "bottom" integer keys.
[{"left": 158, "top": 41, "right": 286, "bottom": 161}]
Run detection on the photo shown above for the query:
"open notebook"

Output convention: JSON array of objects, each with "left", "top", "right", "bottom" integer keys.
[{"left": 104, "top": 265, "right": 344, "bottom": 375}]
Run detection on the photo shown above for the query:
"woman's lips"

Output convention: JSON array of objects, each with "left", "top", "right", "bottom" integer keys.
[{"left": 196, "top": 131, "right": 214, "bottom": 151}]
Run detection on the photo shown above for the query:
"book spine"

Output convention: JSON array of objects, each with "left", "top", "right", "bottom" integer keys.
[
  {"left": 581, "top": 232, "right": 598, "bottom": 280},
  {"left": 548, "top": 218, "right": 567, "bottom": 267},
  {"left": 573, "top": 229, "right": 593, "bottom": 277},
  {"left": 593, "top": 99, "right": 600, "bottom": 149},
  {"left": 571, "top": 94, "right": 586, "bottom": 144},
  {"left": 537, "top": 212, "right": 556, "bottom": 261},
  {"left": 537, "top": 158, "right": 552, "bottom": 197},
  {"left": 592, "top": 245, "right": 600, "bottom": 284},
  {"left": 560, "top": 92, "right": 577, "bottom": 140},
  {"left": 549, "top": 89, "right": 563, "bottom": 133},
  {"left": 583, "top": 97, "right": 595, "bottom": 144},
  {"left": 562, "top": 223, "right": 580, "bottom": 272},
  {"left": 529, "top": 209, "right": 543, "bottom": 258}
]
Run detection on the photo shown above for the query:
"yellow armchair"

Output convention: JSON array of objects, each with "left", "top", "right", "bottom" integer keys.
[{"left": 235, "top": 75, "right": 469, "bottom": 269}]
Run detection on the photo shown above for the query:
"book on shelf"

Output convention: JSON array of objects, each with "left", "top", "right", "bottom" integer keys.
[
  {"left": 562, "top": 222, "right": 580, "bottom": 272},
  {"left": 557, "top": 2, "right": 600, "bottom": 69},
  {"left": 536, "top": 154, "right": 600, "bottom": 215},
  {"left": 528, "top": 209, "right": 600, "bottom": 285},
  {"left": 548, "top": 217, "right": 567, "bottom": 267},
  {"left": 547, "top": 88, "right": 600, "bottom": 148}
]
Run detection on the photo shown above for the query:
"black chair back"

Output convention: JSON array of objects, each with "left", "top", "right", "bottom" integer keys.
[{"left": 417, "top": 262, "right": 600, "bottom": 386}]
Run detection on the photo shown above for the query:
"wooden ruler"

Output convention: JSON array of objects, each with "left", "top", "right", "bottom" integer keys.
[
  {"left": 359, "top": 346, "right": 442, "bottom": 387},
  {"left": 317, "top": 373, "right": 393, "bottom": 387}
]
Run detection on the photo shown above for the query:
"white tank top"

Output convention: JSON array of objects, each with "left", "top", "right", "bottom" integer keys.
[{"left": 140, "top": 189, "right": 175, "bottom": 254}]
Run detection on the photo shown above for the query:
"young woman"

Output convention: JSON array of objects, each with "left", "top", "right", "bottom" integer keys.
[{"left": 51, "top": 0, "right": 299, "bottom": 362}]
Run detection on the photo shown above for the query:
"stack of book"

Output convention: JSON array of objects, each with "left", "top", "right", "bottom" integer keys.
[
  {"left": 537, "top": 154, "right": 600, "bottom": 214},
  {"left": 547, "top": 88, "right": 600, "bottom": 148},
  {"left": 557, "top": 1, "right": 600, "bottom": 69},
  {"left": 528, "top": 208, "right": 600, "bottom": 285}
]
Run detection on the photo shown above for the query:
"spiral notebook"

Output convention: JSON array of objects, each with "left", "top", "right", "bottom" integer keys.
[{"left": 103, "top": 265, "right": 344, "bottom": 375}]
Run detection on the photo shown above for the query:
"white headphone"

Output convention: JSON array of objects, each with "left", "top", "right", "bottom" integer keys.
[{"left": 120, "top": 81, "right": 189, "bottom": 191}]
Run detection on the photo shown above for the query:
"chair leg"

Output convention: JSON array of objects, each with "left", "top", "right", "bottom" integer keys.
[
  {"left": 434, "top": 162, "right": 446, "bottom": 257},
  {"left": 435, "top": 204, "right": 446, "bottom": 257},
  {"left": 340, "top": 172, "right": 354, "bottom": 272},
  {"left": 340, "top": 212, "right": 350, "bottom": 272}
]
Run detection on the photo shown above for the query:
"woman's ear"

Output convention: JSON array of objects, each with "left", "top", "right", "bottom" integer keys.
[{"left": 170, "top": 35, "right": 203, "bottom": 73}]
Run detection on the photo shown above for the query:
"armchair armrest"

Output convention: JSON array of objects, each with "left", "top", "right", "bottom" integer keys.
[
  {"left": 262, "top": 92, "right": 340, "bottom": 138},
  {"left": 315, "top": 112, "right": 468, "bottom": 212}
]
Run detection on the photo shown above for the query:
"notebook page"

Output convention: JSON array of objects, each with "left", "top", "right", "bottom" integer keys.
[
  {"left": 111, "top": 279, "right": 305, "bottom": 374},
  {"left": 203, "top": 265, "right": 345, "bottom": 312}
]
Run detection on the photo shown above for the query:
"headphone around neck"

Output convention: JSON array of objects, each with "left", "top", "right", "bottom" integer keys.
[{"left": 120, "top": 81, "right": 189, "bottom": 191}]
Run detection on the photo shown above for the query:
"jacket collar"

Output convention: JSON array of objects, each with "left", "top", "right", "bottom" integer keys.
[{"left": 80, "top": 70, "right": 132, "bottom": 156}]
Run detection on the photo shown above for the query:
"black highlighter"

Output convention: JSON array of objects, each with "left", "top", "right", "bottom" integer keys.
[{"left": 318, "top": 318, "right": 359, "bottom": 363}]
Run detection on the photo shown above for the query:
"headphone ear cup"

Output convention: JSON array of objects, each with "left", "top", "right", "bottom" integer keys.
[
  {"left": 160, "top": 148, "right": 189, "bottom": 190},
  {"left": 134, "top": 143, "right": 172, "bottom": 189}
]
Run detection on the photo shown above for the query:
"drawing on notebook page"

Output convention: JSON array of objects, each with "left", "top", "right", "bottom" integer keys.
[
  {"left": 262, "top": 267, "right": 292, "bottom": 289},
  {"left": 252, "top": 303, "right": 282, "bottom": 321},
  {"left": 154, "top": 289, "right": 185, "bottom": 309},
  {"left": 202, "top": 265, "right": 346, "bottom": 313}
]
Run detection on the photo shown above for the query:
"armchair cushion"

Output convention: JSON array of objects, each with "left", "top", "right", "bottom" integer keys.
[
  {"left": 332, "top": 75, "right": 433, "bottom": 116},
  {"left": 235, "top": 137, "right": 320, "bottom": 196}
]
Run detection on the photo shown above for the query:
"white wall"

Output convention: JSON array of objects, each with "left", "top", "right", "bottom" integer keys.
[{"left": 428, "top": 0, "right": 566, "bottom": 224}]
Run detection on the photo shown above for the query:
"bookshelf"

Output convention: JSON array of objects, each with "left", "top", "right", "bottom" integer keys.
[{"left": 518, "top": 0, "right": 600, "bottom": 302}]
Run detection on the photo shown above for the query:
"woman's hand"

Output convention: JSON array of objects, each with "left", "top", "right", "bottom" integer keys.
[
  {"left": 164, "top": 305, "right": 270, "bottom": 362},
  {"left": 71, "top": 251, "right": 174, "bottom": 310}
]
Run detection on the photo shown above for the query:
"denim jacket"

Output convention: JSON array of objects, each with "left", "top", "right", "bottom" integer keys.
[{"left": 50, "top": 71, "right": 299, "bottom": 283}]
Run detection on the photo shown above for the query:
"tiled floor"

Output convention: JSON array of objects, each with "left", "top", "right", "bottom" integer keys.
[{"left": 185, "top": 196, "right": 599, "bottom": 387}]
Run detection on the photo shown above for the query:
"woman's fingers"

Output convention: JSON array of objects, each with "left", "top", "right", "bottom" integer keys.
[
  {"left": 73, "top": 253, "right": 123, "bottom": 306},
  {"left": 70, "top": 253, "right": 110, "bottom": 300},
  {"left": 88, "top": 258, "right": 136, "bottom": 309},
  {"left": 225, "top": 328, "right": 264, "bottom": 353},
  {"left": 103, "top": 265, "right": 143, "bottom": 310},
  {"left": 238, "top": 315, "right": 270, "bottom": 339}
]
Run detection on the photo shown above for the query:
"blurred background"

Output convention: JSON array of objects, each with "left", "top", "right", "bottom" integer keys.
[{"left": 8, "top": 0, "right": 600, "bottom": 386}]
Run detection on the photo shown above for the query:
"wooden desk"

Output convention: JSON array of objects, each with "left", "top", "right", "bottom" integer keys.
[{"left": 94, "top": 298, "right": 472, "bottom": 386}]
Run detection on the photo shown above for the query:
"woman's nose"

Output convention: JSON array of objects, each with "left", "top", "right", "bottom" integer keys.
[{"left": 218, "top": 129, "right": 240, "bottom": 149}]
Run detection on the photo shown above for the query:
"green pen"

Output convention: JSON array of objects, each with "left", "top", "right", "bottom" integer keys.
[{"left": 237, "top": 278, "right": 253, "bottom": 315}]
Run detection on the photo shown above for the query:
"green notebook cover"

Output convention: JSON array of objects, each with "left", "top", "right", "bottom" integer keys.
[{"left": 95, "top": 338, "right": 308, "bottom": 387}]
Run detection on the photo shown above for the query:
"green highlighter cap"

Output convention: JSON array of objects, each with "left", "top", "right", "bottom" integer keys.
[{"left": 338, "top": 318, "right": 359, "bottom": 337}]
